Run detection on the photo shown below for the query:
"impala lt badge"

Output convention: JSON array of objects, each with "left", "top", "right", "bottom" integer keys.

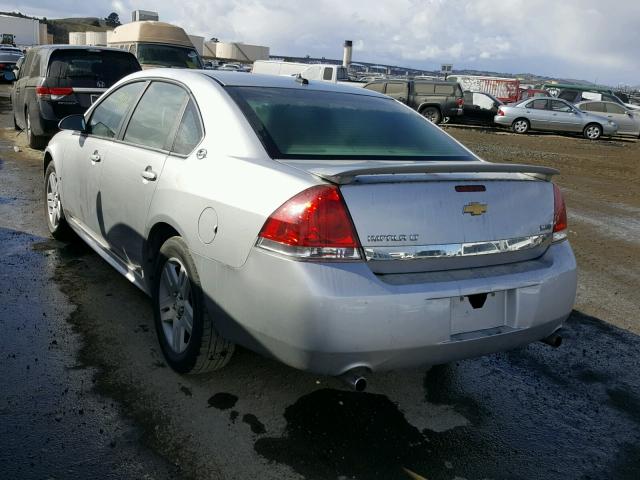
[{"left": 463, "top": 202, "right": 488, "bottom": 216}]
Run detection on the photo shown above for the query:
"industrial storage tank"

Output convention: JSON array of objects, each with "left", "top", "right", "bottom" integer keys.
[
  {"left": 68, "top": 32, "right": 86, "bottom": 45},
  {"left": 85, "top": 31, "right": 107, "bottom": 46},
  {"left": 208, "top": 42, "right": 269, "bottom": 62}
]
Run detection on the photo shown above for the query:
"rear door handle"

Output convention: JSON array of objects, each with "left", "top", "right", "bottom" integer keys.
[
  {"left": 90, "top": 151, "right": 101, "bottom": 162},
  {"left": 140, "top": 168, "right": 157, "bottom": 181}
]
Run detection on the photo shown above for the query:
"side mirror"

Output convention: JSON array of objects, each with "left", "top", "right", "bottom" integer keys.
[
  {"left": 4, "top": 71, "right": 15, "bottom": 82},
  {"left": 58, "top": 114, "right": 86, "bottom": 133}
]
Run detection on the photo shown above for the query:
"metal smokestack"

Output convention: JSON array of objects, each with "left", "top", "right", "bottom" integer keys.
[{"left": 343, "top": 40, "right": 353, "bottom": 68}]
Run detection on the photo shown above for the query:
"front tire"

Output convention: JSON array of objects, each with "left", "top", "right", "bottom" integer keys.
[
  {"left": 44, "top": 162, "right": 73, "bottom": 241},
  {"left": 26, "top": 109, "right": 47, "bottom": 150},
  {"left": 583, "top": 123, "right": 602, "bottom": 140},
  {"left": 421, "top": 106, "right": 442, "bottom": 124},
  {"left": 153, "top": 236, "right": 234, "bottom": 374},
  {"left": 512, "top": 118, "right": 530, "bottom": 134}
]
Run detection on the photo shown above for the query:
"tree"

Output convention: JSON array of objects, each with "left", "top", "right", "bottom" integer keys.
[{"left": 104, "top": 12, "right": 121, "bottom": 27}]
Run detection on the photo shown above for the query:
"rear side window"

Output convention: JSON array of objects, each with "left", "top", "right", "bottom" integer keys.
[
  {"left": 527, "top": 99, "right": 548, "bottom": 110},
  {"left": 89, "top": 81, "right": 145, "bottom": 139},
  {"left": 172, "top": 100, "right": 203, "bottom": 155},
  {"left": 414, "top": 83, "right": 435, "bottom": 95},
  {"left": 124, "top": 82, "right": 189, "bottom": 150},
  {"left": 47, "top": 49, "right": 141, "bottom": 88},
  {"left": 434, "top": 84, "right": 454, "bottom": 95},
  {"left": 385, "top": 82, "right": 408, "bottom": 95},
  {"left": 583, "top": 102, "right": 605, "bottom": 113},
  {"left": 28, "top": 52, "right": 41, "bottom": 77},
  {"left": 363, "top": 83, "right": 384, "bottom": 93},
  {"left": 322, "top": 68, "right": 333, "bottom": 81}
]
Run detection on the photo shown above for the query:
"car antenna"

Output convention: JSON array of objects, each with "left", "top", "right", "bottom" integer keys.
[{"left": 295, "top": 74, "right": 309, "bottom": 85}]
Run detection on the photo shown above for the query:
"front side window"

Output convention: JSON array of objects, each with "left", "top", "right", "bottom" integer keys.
[
  {"left": 136, "top": 44, "right": 202, "bottom": 69},
  {"left": 172, "top": 100, "right": 203, "bottom": 155},
  {"left": 605, "top": 103, "right": 625, "bottom": 114},
  {"left": 550, "top": 100, "right": 573, "bottom": 112},
  {"left": 89, "top": 81, "right": 145, "bottom": 139},
  {"left": 583, "top": 102, "right": 605, "bottom": 113},
  {"left": 227, "top": 87, "right": 474, "bottom": 160},
  {"left": 123, "top": 82, "right": 189, "bottom": 150}
]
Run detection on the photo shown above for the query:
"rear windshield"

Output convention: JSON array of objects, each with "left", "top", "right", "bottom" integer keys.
[
  {"left": 47, "top": 49, "right": 141, "bottom": 87},
  {"left": 228, "top": 87, "right": 474, "bottom": 160},
  {"left": 136, "top": 44, "right": 202, "bottom": 69}
]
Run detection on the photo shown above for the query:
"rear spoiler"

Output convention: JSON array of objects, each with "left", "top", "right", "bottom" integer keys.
[{"left": 305, "top": 162, "right": 559, "bottom": 184}]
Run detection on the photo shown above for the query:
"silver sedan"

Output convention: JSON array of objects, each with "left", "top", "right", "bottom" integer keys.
[
  {"left": 43, "top": 70, "right": 577, "bottom": 385},
  {"left": 576, "top": 100, "right": 640, "bottom": 138},
  {"left": 494, "top": 97, "right": 618, "bottom": 139}
]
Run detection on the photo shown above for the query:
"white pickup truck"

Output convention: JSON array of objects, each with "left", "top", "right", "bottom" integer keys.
[{"left": 252, "top": 60, "right": 352, "bottom": 84}]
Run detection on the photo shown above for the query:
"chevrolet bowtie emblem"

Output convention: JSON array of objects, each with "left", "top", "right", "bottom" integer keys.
[{"left": 463, "top": 202, "right": 488, "bottom": 216}]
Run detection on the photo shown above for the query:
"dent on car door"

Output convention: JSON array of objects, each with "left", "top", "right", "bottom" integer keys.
[
  {"left": 97, "top": 81, "right": 191, "bottom": 267},
  {"left": 63, "top": 81, "right": 146, "bottom": 238}
]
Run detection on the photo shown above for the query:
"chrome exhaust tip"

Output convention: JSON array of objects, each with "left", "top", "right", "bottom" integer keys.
[{"left": 339, "top": 368, "right": 368, "bottom": 392}]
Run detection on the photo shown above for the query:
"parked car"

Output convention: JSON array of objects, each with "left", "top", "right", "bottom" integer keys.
[
  {"left": 494, "top": 97, "right": 618, "bottom": 139},
  {"left": 44, "top": 70, "right": 576, "bottom": 385},
  {"left": 10, "top": 45, "right": 141, "bottom": 149},
  {"left": 0, "top": 49, "right": 23, "bottom": 81},
  {"left": 447, "top": 75, "right": 520, "bottom": 104},
  {"left": 576, "top": 101, "right": 640, "bottom": 138},
  {"left": 447, "top": 91, "right": 503, "bottom": 126},
  {"left": 363, "top": 79, "right": 463, "bottom": 124}
]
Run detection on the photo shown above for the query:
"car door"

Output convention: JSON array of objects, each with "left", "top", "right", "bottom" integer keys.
[
  {"left": 523, "top": 99, "right": 549, "bottom": 129},
  {"left": 62, "top": 81, "right": 146, "bottom": 237},
  {"left": 12, "top": 50, "right": 34, "bottom": 127},
  {"left": 604, "top": 102, "right": 638, "bottom": 135},
  {"left": 549, "top": 99, "right": 581, "bottom": 132},
  {"left": 385, "top": 81, "right": 409, "bottom": 104},
  {"left": 97, "top": 81, "right": 190, "bottom": 267}
]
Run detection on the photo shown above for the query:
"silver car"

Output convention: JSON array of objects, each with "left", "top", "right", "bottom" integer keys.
[
  {"left": 43, "top": 70, "right": 577, "bottom": 385},
  {"left": 494, "top": 97, "right": 618, "bottom": 139},
  {"left": 576, "top": 101, "right": 640, "bottom": 138}
]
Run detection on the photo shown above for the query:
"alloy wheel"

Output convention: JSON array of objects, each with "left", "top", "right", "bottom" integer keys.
[
  {"left": 46, "top": 171, "right": 61, "bottom": 228},
  {"left": 158, "top": 257, "right": 194, "bottom": 354},
  {"left": 585, "top": 125, "right": 601, "bottom": 139},
  {"left": 514, "top": 120, "right": 528, "bottom": 133}
]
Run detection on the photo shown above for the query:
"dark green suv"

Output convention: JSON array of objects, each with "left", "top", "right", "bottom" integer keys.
[{"left": 363, "top": 79, "right": 464, "bottom": 124}]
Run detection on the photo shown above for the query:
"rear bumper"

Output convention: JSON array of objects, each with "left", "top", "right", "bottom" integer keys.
[
  {"left": 195, "top": 241, "right": 577, "bottom": 375},
  {"left": 494, "top": 115, "right": 512, "bottom": 126}
]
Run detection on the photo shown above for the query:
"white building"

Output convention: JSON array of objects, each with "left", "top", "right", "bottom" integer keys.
[
  {"left": 69, "top": 31, "right": 108, "bottom": 46},
  {"left": 203, "top": 41, "right": 269, "bottom": 62},
  {"left": 0, "top": 14, "right": 41, "bottom": 46}
]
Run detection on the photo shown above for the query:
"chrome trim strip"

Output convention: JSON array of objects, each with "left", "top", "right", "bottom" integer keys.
[
  {"left": 364, "top": 233, "right": 550, "bottom": 261},
  {"left": 72, "top": 88, "right": 107, "bottom": 93}
]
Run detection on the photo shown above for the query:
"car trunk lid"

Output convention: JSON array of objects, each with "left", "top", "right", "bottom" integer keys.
[{"left": 280, "top": 160, "right": 558, "bottom": 274}]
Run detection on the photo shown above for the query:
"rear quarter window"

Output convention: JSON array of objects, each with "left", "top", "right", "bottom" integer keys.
[
  {"left": 364, "top": 83, "right": 385, "bottom": 93},
  {"left": 434, "top": 84, "right": 454, "bottom": 95},
  {"left": 47, "top": 49, "right": 141, "bottom": 88},
  {"left": 414, "top": 83, "right": 435, "bottom": 95}
]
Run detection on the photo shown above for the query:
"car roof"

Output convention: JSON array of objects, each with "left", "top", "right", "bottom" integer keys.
[
  {"left": 32, "top": 44, "right": 130, "bottom": 53},
  {"left": 124, "top": 69, "right": 390, "bottom": 98}
]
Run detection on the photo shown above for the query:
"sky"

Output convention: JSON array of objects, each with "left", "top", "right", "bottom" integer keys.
[{"left": 3, "top": 0, "right": 639, "bottom": 86}]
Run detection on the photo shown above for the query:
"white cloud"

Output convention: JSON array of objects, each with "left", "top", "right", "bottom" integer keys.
[{"left": 1, "top": 0, "right": 638, "bottom": 84}]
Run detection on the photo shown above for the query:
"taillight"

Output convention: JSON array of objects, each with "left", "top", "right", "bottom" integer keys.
[
  {"left": 552, "top": 184, "right": 567, "bottom": 242},
  {"left": 456, "top": 98, "right": 464, "bottom": 106},
  {"left": 0, "top": 63, "right": 5, "bottom": 69},
  {"left": 256, "top": 185, "right": 362, "bottom": 260},
  {"left": 497, "top": 108, "right": 505, "bottom": 116},
  {"left": 35, "top": 86, "right": 74, "bottom": 101}
]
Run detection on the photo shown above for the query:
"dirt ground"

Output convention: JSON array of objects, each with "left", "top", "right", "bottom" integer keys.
[{"left": 445, "top": 125, "right": 640, "bottom": 334}]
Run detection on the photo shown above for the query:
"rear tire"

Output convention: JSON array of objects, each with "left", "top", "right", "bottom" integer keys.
[
  {"left": 44, "top": 162, "right": 73, "bottom": 241},
  {"left": 152, "top": 236, "right": 234, "bottom": 374},
  {"left": 421, "top": 106, "right": 442, "bottom": 124},
  {"left": 26, "top": 109, "right": 47, "bottom": 150},
  {"left": 512, "top": 118, "right": 530, "bottom": 134},
  {"left": 583, "top": 123, "right": 602, "bottom": 140}
]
